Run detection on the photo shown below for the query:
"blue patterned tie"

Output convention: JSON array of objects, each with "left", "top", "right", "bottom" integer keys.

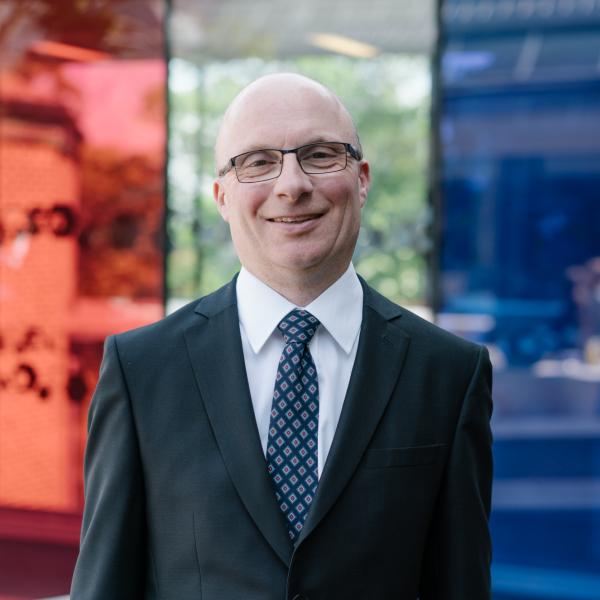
[{"left": 266, "top": 309, "right": 320, "bottom": 542}]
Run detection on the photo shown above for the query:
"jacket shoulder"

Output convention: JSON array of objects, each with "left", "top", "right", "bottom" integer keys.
[
  {"left": 363, "top": 280, "right": 482, "bottom": 358},
  {"left": 112, "top": 277, "right": 237, "bottom": 351}
]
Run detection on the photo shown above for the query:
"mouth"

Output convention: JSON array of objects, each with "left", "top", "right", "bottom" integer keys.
[{"left": 267, "top": 214, "right": 322, "bottom": 224}]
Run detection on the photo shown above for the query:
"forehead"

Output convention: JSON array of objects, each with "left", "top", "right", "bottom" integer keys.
[{"left": 218, "top": 83, "right": 354, "bottom": 160}]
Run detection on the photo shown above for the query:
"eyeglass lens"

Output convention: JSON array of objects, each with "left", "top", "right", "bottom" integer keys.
[{"left": 234, "top": 142, "right": 348, "bottom": 182}]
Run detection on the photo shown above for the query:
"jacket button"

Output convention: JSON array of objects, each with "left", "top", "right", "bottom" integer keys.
[{"left": 291, "top": 595, "right": 307, "bottom": 600}]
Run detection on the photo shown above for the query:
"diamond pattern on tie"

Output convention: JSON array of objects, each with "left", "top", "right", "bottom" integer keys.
[{"left": 266, "top": 309, "right": 320, "bottom": 542}]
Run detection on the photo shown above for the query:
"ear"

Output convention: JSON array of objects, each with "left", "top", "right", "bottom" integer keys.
[
  {"left": 213, "top": 179, "right": 229, "bottom": 222},
  {"left": 357, "top": 160, "right": 370, "bottom": 208}
]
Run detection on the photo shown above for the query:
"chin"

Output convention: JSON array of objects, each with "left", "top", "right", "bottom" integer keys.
[
  {"left": 279, "top": 255, "right": 352, "bottom": 283},
  {"left": 274, "top": 248, "right": 329, "bottom": 271}
]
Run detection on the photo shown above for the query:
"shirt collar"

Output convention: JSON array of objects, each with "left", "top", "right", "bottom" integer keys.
[{"left": 236, "top": 264, "right": 363, "bottom": 355}]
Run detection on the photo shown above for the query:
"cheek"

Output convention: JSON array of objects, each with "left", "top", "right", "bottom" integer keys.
[
  {"left": 237, "top": 188, "right": 265, "bottom": 218},
  {"left": 327, "top": 184, "right": 362, "bottom": 226},
  {"left": 227, "top": 195, "right": 264, "bottom": 241}
]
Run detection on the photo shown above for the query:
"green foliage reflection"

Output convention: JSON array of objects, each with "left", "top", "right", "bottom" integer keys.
[{"left": 168, "top": 55, "right": 430, "bottom": 305}]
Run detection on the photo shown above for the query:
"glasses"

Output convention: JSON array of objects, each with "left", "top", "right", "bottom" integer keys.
[{"left": 218, "top": 141, "right": 362, "bottom": 183}]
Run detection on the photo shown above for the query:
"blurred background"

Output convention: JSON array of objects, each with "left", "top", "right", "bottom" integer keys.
[{"left": 0, "top": 0, "right": 599, "bottom": 598}]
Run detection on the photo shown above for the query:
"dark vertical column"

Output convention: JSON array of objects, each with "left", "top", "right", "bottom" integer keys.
[
  {"left": 429, "top": 0, "right": 445, "bottom": 313},
  {"left": 163, "top": 0, "right": 173, "bottom": 308}
]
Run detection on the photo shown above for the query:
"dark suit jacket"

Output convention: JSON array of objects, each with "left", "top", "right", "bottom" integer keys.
[{"left": 70, "top": 276, "right": 493, "bottom": 600}]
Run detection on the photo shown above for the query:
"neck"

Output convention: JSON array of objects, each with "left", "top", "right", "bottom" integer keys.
[{"left": 244, "top": 262, "right": 350, "bottom": 306}]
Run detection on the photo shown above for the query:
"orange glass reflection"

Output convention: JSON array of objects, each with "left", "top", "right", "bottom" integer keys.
[
  {"left": 0, "top": 1, "right": 166, "bottom": 596},
  {"left": 0, "top": 57, "right": 166, "bottom": 513}
]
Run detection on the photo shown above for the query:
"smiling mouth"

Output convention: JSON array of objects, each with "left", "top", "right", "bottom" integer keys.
[{"left": 268, "top": 215, "right": 321, "bottom": 223}]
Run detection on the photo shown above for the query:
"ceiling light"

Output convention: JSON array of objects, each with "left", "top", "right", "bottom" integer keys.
[{"left": 308, "top": 33, "right": 379, "bottom": 59}]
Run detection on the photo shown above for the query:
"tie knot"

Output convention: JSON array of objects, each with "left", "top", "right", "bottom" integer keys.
[{"left": 278, "top": 309, "right": 320, "bottom": 346}]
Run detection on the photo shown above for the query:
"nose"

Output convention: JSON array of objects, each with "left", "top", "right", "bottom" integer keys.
[{"left": 272, "top": 152, "right": 313, "bottom": 201}]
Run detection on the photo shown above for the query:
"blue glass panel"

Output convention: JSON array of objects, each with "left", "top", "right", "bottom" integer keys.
[{"left": 438, "top": 3, "right": 600, "bottom": 598}]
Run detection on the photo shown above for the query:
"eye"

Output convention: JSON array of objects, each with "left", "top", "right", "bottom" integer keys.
[
  {"left": 306, "top": 147, "right": 337, "bottom": 159},
  {"left": 247, "top": 158, "right": 269, "bottom": 167},
  {"left": 237, "top": 150, "right": 279, "bottom": 169},
  {"left": 299, "top": 143, "right": 345, "bottom": 162}
]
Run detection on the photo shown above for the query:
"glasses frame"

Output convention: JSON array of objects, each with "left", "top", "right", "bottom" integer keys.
[{"left": 218, "top": 141, "right": 363, "bottom": 183}]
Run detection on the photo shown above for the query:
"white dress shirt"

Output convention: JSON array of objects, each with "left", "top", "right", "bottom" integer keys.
[{"left": 236, "top": 264, "right": 363, "bottom": 478}]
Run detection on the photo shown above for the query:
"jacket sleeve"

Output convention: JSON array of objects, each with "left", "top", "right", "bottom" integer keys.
[
  {"left": 70, "top": 335, "right": 147, "bottom": 600},
  {"left": 419, "top": 344, "right": 493, "bottom": 600}
]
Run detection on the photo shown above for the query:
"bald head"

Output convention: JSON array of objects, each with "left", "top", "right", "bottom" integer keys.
[{"left": 215, "top": 73, "right": 361, "bottom": 172}]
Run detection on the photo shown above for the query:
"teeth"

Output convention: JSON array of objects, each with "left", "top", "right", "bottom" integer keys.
[{"left": 271, "top": 216, "right": 314, "bottom": 223}]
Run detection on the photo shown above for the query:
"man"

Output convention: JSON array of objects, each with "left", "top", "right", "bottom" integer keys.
[{"left": 71, "top": 73, "right": 492, "bottom": 599}]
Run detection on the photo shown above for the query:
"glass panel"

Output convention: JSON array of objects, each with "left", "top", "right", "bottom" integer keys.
[
  {"left": 0, "top": 1, "right": 166, "bottom": 596},
  {"left": 167, "top": 2, "right": 434, "bottom": 311},
  {"left": 438, "top": 2, "right": 600, "bottom": 597}
]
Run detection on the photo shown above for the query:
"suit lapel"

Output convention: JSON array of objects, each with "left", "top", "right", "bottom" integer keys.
[
  {"left": 183, "top": 279, "right": 292, "bottom": 566},
  {"left": 296, "top": 283, "right": 411, "bottom": 546}
]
